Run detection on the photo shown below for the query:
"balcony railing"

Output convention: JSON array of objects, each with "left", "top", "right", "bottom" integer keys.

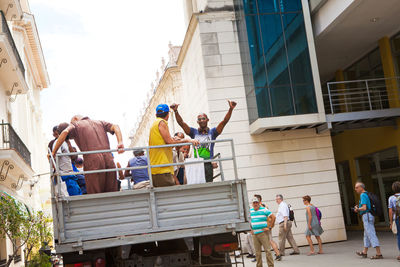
[
  {"left": 324, "top": 77, "right": 400, "bottom": 114},
  {"left": 0, "top": 10, "right": 25, "bottom": 75},
  {"left": 1, "top": 123, "right": 31, "bottom": 166}
]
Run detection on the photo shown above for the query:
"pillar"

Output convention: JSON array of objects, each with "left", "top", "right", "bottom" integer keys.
[{"left": 379, "top": 36, "right": 400, "bottom": 108}]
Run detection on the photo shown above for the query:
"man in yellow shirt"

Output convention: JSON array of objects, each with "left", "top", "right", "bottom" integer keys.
[{"left": 149, "top": 104, "right": 199, "bottom": 187}]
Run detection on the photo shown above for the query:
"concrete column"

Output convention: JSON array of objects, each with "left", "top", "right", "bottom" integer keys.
[{"left": 379, "top": 36, "right": 400, "bottom": 108}]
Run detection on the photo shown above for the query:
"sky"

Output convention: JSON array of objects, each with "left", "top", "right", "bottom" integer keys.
[{"left": 31, "top": 0, "right": 186, "bottom": 163}]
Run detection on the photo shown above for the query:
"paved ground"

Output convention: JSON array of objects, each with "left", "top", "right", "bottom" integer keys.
[{"left": 233, "top": 231, "right": 399, "bottom": 266}]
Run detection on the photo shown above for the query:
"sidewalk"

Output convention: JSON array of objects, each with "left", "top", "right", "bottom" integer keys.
[{"left": 238, "top": 231, "right": 399, "bottom": 266}]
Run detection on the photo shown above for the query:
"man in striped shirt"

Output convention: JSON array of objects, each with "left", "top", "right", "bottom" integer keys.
[{"left": 250, "top": 197, "right": 276, "bottom": 267}]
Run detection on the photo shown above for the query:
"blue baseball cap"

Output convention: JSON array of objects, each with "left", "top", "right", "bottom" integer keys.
[{"left": 156, "top": 104, "right": 169, "bottom": 114}]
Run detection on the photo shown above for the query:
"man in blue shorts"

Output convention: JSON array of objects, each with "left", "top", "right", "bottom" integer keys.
[{"left": 171, "top": 100, "right": 237, "bottom": 182}]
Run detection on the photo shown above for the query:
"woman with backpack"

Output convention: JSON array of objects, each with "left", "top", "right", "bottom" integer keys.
[
  {"left": 388, "top": 181, "right": 400, "bottom": 261},
  {"left": 302, "top": 195, "right": 324, "bottom": 255}
]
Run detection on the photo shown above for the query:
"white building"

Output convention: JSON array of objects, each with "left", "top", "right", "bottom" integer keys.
[
  {"left": 0, "top": 0, "right": 50, "bottom": 265},
  {"left": 131, "top": 0, "right": 400, "bottom": 246}
]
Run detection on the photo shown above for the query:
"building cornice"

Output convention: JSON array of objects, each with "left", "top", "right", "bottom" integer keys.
[
  {"left": 15, "top": 12, "right": 49, "bottom": 89},
  {"left": 177, "top": 14, "right": 199, "bottom": 67}
]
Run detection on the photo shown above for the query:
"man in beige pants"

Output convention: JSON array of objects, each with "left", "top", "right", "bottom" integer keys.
[
  {"left": 276, "top": 194, "right": 300, "bottom": 256},
  {"left": 250, "top": 197, "right": 276, "bottom": 267}
]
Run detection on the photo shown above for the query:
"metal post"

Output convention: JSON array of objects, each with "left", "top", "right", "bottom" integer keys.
[
  {"left": 146, "top": 147, "right": 158, "bottom": 229},
  {"left": 327, "top": 83, "right": 334, "bottom": 114},
  {"left": 365, "top": 80, "right": 373, "bottom": 110},
  {"left": 218, "top": 154, "right": 225, "bottom": 181},
  {"left": 231, "top": 140, "right": 239, "bottom": 180},
  {"left": 56, "top": 154, "right": 61, "bottom": 196},
  {"left": 146, "top": 147, "right": 153, "bottom": 187}
]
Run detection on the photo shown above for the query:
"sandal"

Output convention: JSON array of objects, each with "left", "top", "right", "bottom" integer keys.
[
  {"left": 370, "top": 255, "right": 383, "bottom": 260},
  {"left": 356, "top": 251, "right": 367, "bottom": 258}
]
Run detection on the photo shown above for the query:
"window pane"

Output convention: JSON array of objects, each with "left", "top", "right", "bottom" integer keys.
[
  {"left": 270, "top": 85, "right": 294, "bottom": 115},
  {"left": 280, "top": 0, "right": 302, "bottom": 12},
  {"left": 245, "top": 15, "right": 267, "bottom": 87},
  {"left": 284, "top": 12, "right": 317, "bottom": 114},
  {"left": 243, "top": 0, "right": 258, "bottom": 14},
  {"left": 255, "top": 87, "right": 272, "bottom": 117},
  {"left": 257, "top": 0, "right": 279, "bottom": 13}
]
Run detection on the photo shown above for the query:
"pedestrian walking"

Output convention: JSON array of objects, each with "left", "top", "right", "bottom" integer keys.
[
  {"left": 276, "top": 194, "right": 300, "bottom": 257},
  {"left": 149, "top": 104, "right": 199, "bottom": 187},
  {"left": 388, "top": 181, "right": 400, "bottom": 261},
  {"left": 52, "top": 116, "right": 124, "bottom": 194},
  {"left": 250, "top": 197, "right": 275, "bottom": 267},
  {"left": 303, "top": 195, "right": 324, "bottom": 256},
  {"left": 171, "top": 100, "right": 236, "bottom": 182},
  {"left": 353, "top": 182, "right": 383, "bottom": 260},
  {"left": 255, "top": 194, "right": 281, "bottom": 261}
]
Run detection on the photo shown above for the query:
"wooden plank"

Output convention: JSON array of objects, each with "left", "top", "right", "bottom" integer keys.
[
  {"left": 156, "top": 190, "right": 235, "bottom": 206},
  {"left": 65, "top": 222, "right": 152, "bottom": 240},
  {"left": 155, "top": 185, "right": 230, "bottom": 199},
  {"left": 65, "top": 207, "right": 150, "bottom": 223},
  {"left": 158, "top": 211, "right": 240, "bottom": 228},
  {"left": 66, "top": 201, "right": 149, "bottom": 215},
  {"left": 65, "top": 214, "right": 151, "bottom": 230},
  {"left": 69, "top": 194, "right": 149, "bottom": 208},
  {"left": 157, "top": 204, "right": 238, "bottom": 219},
  {"left": 157, "top": 198, "right": 238, "bottom": 212}
]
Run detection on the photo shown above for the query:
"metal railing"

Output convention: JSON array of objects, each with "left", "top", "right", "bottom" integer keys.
[
  {"left": 49, "top": 139, "right": 238, "bottom": 197},
  {"left": 0, "top": 123, "right": 31, "bottom": 166},
  {"left": 0, "top": 10, "right": 25, "bottom": 75},
  {"left": 325, "top": 77, "right": 400, "bottom": 114}
]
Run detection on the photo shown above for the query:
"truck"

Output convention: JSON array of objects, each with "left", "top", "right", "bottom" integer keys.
[{"left": 49, "top": 139, "right": 250, "bottom": 267}]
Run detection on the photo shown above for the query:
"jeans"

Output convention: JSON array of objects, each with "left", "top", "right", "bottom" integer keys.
[
  {"left": 396, "top": 217, "right": 400, "bottom": 251},
  {"left": 362, "top": 213, "right": 380, "bottom": 248},
  {"left": 61, "top": 175, "right": 82, "bottom": 196}
]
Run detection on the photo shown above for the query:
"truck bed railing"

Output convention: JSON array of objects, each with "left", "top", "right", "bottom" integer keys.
[{"left": 48, "top": 139, "right": 250, "bottom": 249}]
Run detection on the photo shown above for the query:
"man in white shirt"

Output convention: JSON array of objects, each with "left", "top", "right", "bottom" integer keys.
[
  {"left": 52, "top": 124, "right": 82, "bottom": 196},
  {"left": 275, "top": 194, "right": 299, "bottom": 256}
]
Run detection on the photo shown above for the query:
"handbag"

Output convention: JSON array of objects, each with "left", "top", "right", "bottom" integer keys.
[
  {"left": 392, "top": 220, "right": 398, "bottom": 235},
  {"left": 185, "top": 149, "right": 206, "bottom": 185}
]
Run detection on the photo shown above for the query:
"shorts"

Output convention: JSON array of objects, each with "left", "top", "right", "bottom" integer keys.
[{"left": 152, "top": 173, "right": 175, "bottom": 187}]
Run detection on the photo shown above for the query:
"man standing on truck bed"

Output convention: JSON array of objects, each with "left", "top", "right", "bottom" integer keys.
[
  {"left": 171, "top": 100, "right": 237, "bottom": 182},
  {"left": 52, "top": 115, "right": 124, "bottom": 194},
  {"left": 149, "top": 104, "right": 199, "bottom": 187}
]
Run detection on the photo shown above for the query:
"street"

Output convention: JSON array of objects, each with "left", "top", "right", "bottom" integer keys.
[{"left": 237, "top": 231, "right": 398, "bottom": 266}]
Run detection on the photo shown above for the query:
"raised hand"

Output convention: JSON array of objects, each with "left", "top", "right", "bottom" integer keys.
[
  {"left": 170, "top": 103, "right": 180, "bottom": 112},
  {"left": 228, "top": 100, "right": 237, "bottom": 109}
]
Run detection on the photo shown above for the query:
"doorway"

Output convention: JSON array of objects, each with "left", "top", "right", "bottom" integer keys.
[{"left": 355, "top": 147, "right": 400, "bottom": 226}]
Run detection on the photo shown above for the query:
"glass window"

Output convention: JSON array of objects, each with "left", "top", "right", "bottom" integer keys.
[{"left": 236, "top": 0, "right": 318, "bottom": 120}]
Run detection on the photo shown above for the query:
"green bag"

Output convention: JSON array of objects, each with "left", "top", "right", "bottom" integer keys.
[{"left": 194, "top": 147, "right": 211, "bottom": 159}]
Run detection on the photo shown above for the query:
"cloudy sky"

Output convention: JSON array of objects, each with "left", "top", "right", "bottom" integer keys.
[{"left": 31, "top": 0, "right": 186, "bottom": 154}]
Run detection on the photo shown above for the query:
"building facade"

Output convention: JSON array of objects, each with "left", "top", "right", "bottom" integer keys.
[
  {"left": 130, "top": 0, "right": 400, "bottom": 245},
  {"left": 0, "top": 0, "right": 50, "bottom": 265}
]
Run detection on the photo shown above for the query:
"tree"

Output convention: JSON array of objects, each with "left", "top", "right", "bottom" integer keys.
[
  {"left": 0, "top": 193, "right": 52, "bottom": 267},
  {"left": 24, "top": 211, "right": 53, "bottom": 265}
]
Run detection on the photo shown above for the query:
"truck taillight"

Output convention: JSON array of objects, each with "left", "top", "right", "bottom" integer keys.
[
  {"left": 214, "top": 242, "right": 238, "bottom": 252},
  {"left": 95, "top": 257, "right": 106, "bottom": 267},
  {"left": 201, "top": 244, "right": 212, "bottom": 256},
  {"left": 72, "top": 262, "right": 91, "bottom": 267}
]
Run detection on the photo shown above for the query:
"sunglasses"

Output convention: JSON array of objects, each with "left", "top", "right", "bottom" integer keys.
[{"left": 198, "top": 117, "right": 207, "bottom": 121}]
